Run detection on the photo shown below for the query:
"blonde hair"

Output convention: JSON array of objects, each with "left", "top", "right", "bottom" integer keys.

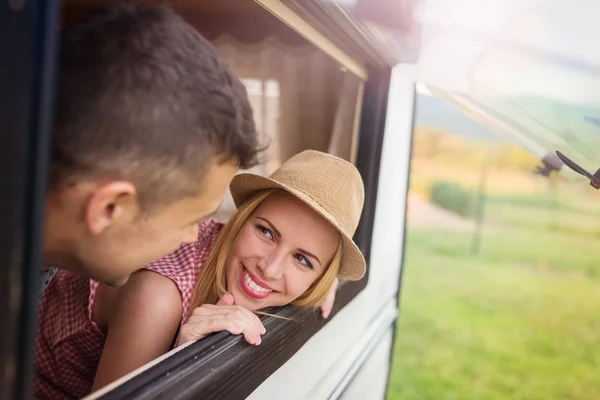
[{"left": 188, "top": 189, "right": 342, "bottom": 315}]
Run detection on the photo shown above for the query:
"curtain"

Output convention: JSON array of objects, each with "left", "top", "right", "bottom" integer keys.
[{"left": 211, "top": 34, "right": 364, "bottom": 220}]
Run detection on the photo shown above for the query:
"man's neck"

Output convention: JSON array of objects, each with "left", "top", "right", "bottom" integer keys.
[{"left": 42, "top": 245, "right": 74, "bottom": 272}]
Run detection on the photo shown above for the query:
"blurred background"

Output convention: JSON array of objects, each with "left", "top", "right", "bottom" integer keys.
[{"left": 386, "top": 89, "right": 600, "bottom": 400}]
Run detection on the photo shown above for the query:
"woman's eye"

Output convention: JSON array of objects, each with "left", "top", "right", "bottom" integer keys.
[
  {"left": 256, "top": 225, "right": 274, "bottom": 240},
  {"left": 295, "top": 254, "right": 313, "bottom": 269}
]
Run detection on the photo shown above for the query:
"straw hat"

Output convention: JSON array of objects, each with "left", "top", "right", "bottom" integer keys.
[{"left": 230, "top": 150, "right": 366, "bottom": 280}]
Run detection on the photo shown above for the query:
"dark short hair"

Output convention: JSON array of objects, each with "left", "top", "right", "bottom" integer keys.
[{"left": 50, "top": 2, "right": 261, "bottom": 210}]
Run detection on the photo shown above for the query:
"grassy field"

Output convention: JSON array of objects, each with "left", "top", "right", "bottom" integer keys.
[{"left": 386, "top": 170, "right": 600, "bottom": 399}]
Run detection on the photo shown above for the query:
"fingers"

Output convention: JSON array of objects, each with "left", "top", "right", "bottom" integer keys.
[
  {"left": 224, "top": 307, "right": 265, "bottom": 344},
  {"left": 321, "top": 291, "right": 335, "bottom": 319},
  {"left": 197, "top": 304, "right": 266, "bottom": 336},
  {"left": 216, "top": 293, "right": 235, "bottom": 306},
  {"left": 321, "top": 278, "right": 339, "bottom": 319},
  {"left": 231, "top": 306, "right": 266, "bottom": 336},
  {"left": 183, "top": 303, "right": 266, "bottom": 346},
  {"left": 178, "top": 318, "right": 244, "bottom": 345}
]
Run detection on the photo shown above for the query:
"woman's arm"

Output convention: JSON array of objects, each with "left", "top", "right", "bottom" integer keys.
[{"left": 91, "top": 270, "right": 183, "bottom": 392}]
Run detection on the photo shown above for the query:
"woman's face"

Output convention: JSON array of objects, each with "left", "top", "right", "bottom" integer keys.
[{"left": 226, "top": 191, "right": 339, "bottom": 311}]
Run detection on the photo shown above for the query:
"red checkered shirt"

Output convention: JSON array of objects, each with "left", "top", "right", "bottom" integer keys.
[{"left": 34, "top": 219, "right": 223, "bottom": 400}]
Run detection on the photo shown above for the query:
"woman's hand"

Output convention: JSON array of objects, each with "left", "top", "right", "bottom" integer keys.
[
  {"left": 320, "top": 278, "right": 339, "bottom": 319},
  {"left": 177, "top": 293, "right": 266, "bottom": 346}
]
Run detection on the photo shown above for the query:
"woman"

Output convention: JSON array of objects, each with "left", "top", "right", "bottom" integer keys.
[{"left": 34, "top": 150, "right": 366, "bottom": 399}]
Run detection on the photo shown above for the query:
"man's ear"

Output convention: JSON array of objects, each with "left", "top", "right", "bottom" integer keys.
[{"left": 85, "top": 181, "right": 138, "bottom": 235}]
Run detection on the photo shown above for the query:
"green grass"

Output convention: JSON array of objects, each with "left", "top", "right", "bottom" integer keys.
[{"left": 387, "top": 194, "right": 600, "bottom": 400}]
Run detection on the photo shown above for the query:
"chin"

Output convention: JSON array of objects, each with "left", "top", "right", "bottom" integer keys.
[{"left": 103, "top": 273, "right": 130, "bottom": 287}]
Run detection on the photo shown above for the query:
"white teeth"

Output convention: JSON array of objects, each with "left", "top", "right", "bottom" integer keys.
[{"left": 244, "top": 269, "right": 273, "bottom": 294}]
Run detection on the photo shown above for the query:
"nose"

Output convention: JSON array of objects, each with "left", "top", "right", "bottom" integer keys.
[
  {"left": 183, "top": 223, "right": 199, "bottom": 244},
  {"left": 257, "top": 249, "right": 284, "bottom": 281}
]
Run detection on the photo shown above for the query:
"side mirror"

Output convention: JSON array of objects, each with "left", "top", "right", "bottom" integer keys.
[{"left": 556, "top": 150, "right": 600, "bottom": 190}]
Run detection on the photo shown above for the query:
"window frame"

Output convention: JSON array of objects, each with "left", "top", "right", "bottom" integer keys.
[
  {"left": 0, "top": 0, "right": 413, "bottom": 397},
  {"left": 92, "top": 66, "right": 392, "bottom": 400},
  {"left": 0, "top": 1, "right": 59, "bottom": 399}
]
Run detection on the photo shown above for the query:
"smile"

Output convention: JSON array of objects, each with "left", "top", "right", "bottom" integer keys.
[{"left": 239, "top": 264, "right": 275, "bottom": 299}]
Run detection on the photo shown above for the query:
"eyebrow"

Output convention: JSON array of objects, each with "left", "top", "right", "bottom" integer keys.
[
  {"left": 297, "top": 248, "right": 322, "bottom": 267},
  {"left": 256, "top": 216, "right": 322, "bottom": 266},
  {"left": 256, "top": 217, "right": 281, "bottom": 237}
]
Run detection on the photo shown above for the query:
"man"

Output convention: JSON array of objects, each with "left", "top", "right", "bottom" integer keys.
[{"left": 42, "top": 3, "right": 261, "bottom": 290}]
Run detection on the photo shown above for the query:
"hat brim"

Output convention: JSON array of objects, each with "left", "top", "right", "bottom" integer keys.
[{"left": 230, "top": 173, "right": 366, "bottom": 281}]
